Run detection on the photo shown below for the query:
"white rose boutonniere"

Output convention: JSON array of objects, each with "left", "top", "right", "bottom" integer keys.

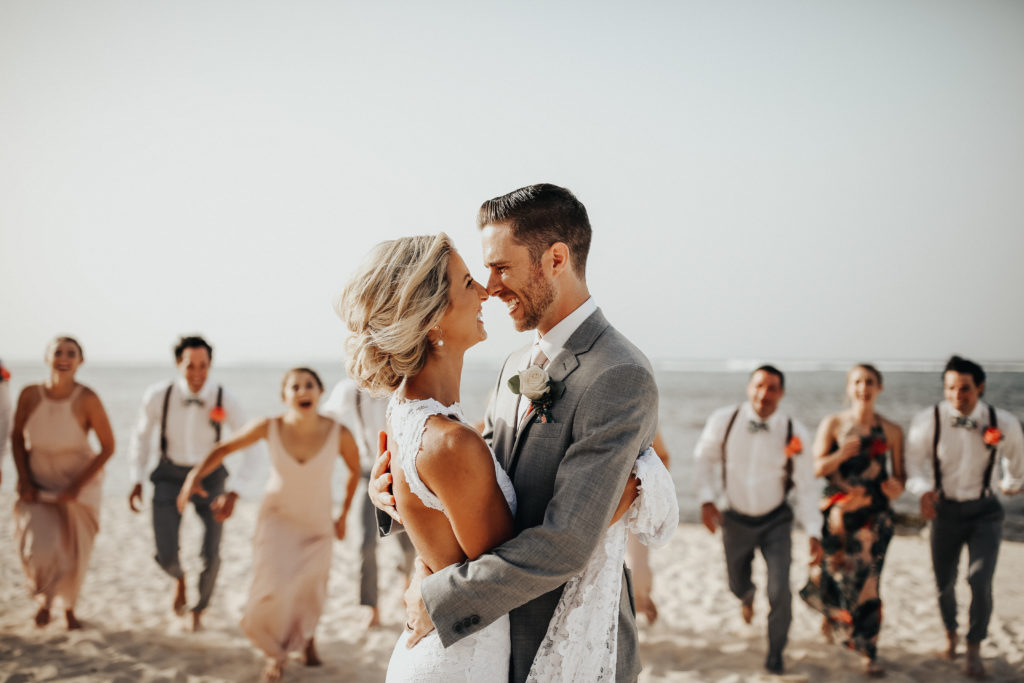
[{"left": 508, "top": 365, "right": 566, "bottom": 423}]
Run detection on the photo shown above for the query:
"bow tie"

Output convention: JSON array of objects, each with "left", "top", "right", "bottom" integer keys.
[
  {"left": 951, "top": 416, "right": 977, "bottom": 429},
  {"left": 747, "top": 420, "right": 769, "bottom": 433},
  {"left": 183, "top": 397, "right": 205, "bottom": 407}
]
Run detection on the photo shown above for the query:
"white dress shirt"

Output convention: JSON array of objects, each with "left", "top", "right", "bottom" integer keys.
[
  {"left": 694, "top": 401, "right": 820, "bottom": 538},
  {"left": 321, "top": 379, "right": 388, "bottom": 474},
  {"left": 128, "top": 377, "right": 259, "bottom": 491},
  {"left": 515, "top": 297, "right": 598, "bottom": 426},
  {"left": 906, "top": 400, "right": 1024, "bottom": 501}
]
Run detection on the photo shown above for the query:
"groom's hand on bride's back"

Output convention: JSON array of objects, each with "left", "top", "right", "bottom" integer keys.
[
  {"left": 404, "top": 557, "right": 436, "bottom": 648},
  {"left": 369, "top": 430, "right": 402, "bottom": 523}
]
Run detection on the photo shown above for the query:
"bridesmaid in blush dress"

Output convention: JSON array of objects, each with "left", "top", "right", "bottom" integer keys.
[
  {"left": 178, "top": 367, "right": 360, "bottom": 682},
  {"left": 11, "top": 336, "right": 115, "bottom": 630}
]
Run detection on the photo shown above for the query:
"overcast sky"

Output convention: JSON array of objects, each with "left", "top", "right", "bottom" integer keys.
[{"left": 2, "top": 1, "right": 1022, "bottom": 367}]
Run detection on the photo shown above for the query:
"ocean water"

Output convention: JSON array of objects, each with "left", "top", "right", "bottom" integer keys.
[{"left": 3, "top": 361, "right": 1023, "bottom": 525}]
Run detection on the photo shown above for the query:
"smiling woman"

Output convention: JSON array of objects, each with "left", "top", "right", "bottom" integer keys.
[{"left": 176, "top": 366, "right": 361, "bottom": 682}]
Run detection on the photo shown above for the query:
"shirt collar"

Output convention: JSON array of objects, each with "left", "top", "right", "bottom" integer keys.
[
  {"left": 533, "top": 297, "right": 597, "bottom": 361},
  {"left": 943, "top": 399, "right": 986, "bottom": 421},
  {"left": 741, "top": 401, "right": 784, "bottom": 427},
  {"left": 175, "top": 376, "right": 213, "bottom": 401}
]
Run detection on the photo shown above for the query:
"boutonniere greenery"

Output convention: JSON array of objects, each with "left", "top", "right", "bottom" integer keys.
[
  {"left": 209, "top": 405, "right": 227, "bottom": 427},
  {"left": 508, "top": 365, "right": 565, "bottom": 424}
]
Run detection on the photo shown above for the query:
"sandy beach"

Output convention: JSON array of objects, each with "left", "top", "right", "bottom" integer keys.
[{"left": 2, "top": 488, "right": 1023, "bottom": 682}]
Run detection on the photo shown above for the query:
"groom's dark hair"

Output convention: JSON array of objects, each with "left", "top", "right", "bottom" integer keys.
[{"left": 477, "top": 183, "right": 591, "bottom": 278}]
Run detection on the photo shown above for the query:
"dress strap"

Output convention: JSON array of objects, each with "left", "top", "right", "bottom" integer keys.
[{"left": 386, "top": 396, "right": 466, "bottom": 514}]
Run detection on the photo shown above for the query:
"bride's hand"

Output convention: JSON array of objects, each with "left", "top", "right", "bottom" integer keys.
[
  {"left": 369, "top": 431, "right": 402, "bottom": 524},
  {"left": 404, "top": 557, "right": 436, "bottom": 648}
]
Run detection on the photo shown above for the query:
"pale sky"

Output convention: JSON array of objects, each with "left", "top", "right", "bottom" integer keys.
[{"left": 2, "top": 1, "right": 1022, "bottom": 367}]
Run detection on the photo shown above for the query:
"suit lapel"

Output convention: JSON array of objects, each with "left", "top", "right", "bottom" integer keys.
[{"left": 506, "top": 309, "right": 610, "bottom": 474}]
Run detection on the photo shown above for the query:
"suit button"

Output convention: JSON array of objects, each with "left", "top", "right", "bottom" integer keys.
[
  {"left": 453, "top": 623, "right": 463, "bottom": 634},
  {"left": 462, "top": 617, "right": 472, "bottom": 628},
  {"left": 470, "top": 615, "right": 480, "bottom": 625}
]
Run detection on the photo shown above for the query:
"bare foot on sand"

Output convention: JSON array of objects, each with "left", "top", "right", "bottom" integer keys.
[
  {"left": 262, "top": 660, "right": 284, "bottom": 682},
  {"left": 65, "top": 609, "right": 82, "bottom": 630},
  {"left": 965, "top": 642, "right": 986, "bottom": 679},
  {"left": 863, "top": 657, "right": 885, "bottom": 677},
  {"left": 939, "top": 631, "right": 959, "bottom": 660},
  {"left": 821, "top": 617, "right": 834, "bottom": 644},
  {"left": 173, "top": 577, "right": 187, "bottom": 616},
  {"left": 366, "top": 606, "right": 381, "bottom": 629},
  {"left": 191, "top": 610, "right": 203, "bottom": 632},
  {"left": 303, "top": 638, "right": 322, "bottom": 667},
  {"left": 741, "top": 602, "right": 754, "bottom": 624},
  {"left": 637, "top": 597, "right": 659, "bottom": 624},
  {"left": 34, "top": 607, "right": 50, "bottom": 628}
]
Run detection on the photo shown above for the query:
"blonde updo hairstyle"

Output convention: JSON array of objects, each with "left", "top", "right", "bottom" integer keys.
[{"left": 338, "top": 233, "right": 454, "bottom": 396}]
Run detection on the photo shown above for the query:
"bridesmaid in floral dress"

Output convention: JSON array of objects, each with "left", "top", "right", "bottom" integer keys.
[
  {"left": 800, "top": 364, "right": 905, "bottom": 677},
  {"left": 178, "top": 367, "right": 360, "bottom": 682},
  {"left": 11, "top": 336, "right": 115, "bottom": 629}
]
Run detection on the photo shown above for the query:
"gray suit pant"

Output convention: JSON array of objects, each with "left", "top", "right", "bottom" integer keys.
[
  {"left": 360, "top": 479, "right": 415, "bottom": 607},
  {"left": 931, "top": 496, "right": 1003, "bottom": 644},
  {"left": 150, "top": 460, "right": 227, "bottom": 613},
  {"left": 721, "top": 503, "right": 793, "bottom": 659}
]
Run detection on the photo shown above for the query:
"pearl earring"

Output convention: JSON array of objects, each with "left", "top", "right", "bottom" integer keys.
[{"left": 433, "top": 326, "right": 444, "bottom": 348}]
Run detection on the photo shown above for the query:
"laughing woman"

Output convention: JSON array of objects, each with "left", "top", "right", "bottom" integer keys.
[
  {"left": 11, "top": 336, "right": 115, "bottom": 630},
  {"left": 178, "top": 367, "right": 361, "bottom": 682},
  {"left": 800, "top": 364, "right": 905, "bottom": 677}
]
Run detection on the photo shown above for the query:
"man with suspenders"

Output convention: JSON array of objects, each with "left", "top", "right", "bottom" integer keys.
[
  {"left": 694, "top": 365, "right": 822, "bottom": 675},
  {"left": 322, "top": 379, "right": 414, "bottom": 628},
  {"left": 127, "top": 336, "right": 258, "bottom": 630},
  {"left": 906, "top": 355, "right": 1023, "bottom": 678}
]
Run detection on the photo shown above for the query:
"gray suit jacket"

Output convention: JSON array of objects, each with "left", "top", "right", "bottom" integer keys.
[{"left": 421, "top": 309, "right": 659, "bottom": 683}]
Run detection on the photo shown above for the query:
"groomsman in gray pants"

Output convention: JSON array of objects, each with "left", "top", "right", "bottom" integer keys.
[
  {"left": 323, "top": 379, "right": 414, "bottom": 627},
  {"left": 128, "top": 336, "right": 258, "bottom": 630},
  {"left": 906, "top": 355, "right": 1023, "bottom": 679},
  {"left": 694, "top": 365, "right": 822, "bottom": 675}
]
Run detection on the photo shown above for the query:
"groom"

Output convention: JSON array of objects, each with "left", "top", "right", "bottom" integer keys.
[{"left": 372, "top": 183, "right": 659, "bottom": 682}]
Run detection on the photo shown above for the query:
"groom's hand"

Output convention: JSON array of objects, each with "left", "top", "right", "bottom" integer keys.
[
  {"left": 404, "top": 557, "right": 436, "bottom": 648},
  {"left": 369, "top": 430, "right": 401, "bottom": 524}
]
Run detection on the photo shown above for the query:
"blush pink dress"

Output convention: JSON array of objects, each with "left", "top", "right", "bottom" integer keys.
[
  {"left": 240, "top": 418, "right": 341, "bottom": 664},
  {"left": 13, "top": 385, "right": 104, "bottom": 611}
]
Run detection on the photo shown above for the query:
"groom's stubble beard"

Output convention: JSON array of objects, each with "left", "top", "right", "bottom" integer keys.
[{"left": 515, "top": 263, "right": 556, "bottom": 332}]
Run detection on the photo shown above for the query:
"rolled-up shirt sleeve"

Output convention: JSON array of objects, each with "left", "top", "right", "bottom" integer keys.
[
  {"left": 905, "top": 409, "right": 936, "bottom": 498},
  {"left": 694, "top": 408, "right": 729, "bottom": 505},
  {"left": 997, "top": 409, "right": 1024, "bottom": 494},
  {"left": 128, "top": 385, "right": 163, "bottom": 487}
]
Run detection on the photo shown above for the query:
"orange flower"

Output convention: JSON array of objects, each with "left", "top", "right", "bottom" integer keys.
[
  {"left": 835, "top": 609, "right": 853, "bottom": 625},
  {"left": 0, "top": 365, "right": 9, "bottom": 381},
  {"left": 209, "top": 406, "right": 227, "bottom": 423},
  {"left": 826, "top": 492, "right": 848, "bottom": 508},
  {"left": 870, "top": 439, "right": 888, "bottom": 456},
  {"left": 784, "top": 435, "right": 803, "bottom": 458},
  {"left": 983, "top": 427, "right": 1003, "bottom": 446}
]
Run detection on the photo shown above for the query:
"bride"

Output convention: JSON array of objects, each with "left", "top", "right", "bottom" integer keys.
[{"left": 338, "top": 233, "right": 676, "bottom": 682}]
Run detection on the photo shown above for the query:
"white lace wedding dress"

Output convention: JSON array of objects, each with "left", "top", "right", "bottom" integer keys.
[{"left": 384, "top": 397, "right": 677, "bottom": 683}]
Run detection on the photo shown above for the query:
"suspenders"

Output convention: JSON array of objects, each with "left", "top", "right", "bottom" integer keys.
[
  {"left": 159, "top": 384, "right": 223, "bottom": 462},
  {"left": 932, "top": 403, "right": 998, "bottom": 499},
  {"left": 721, "top": 407, "right": 795, "bottom": 495}
]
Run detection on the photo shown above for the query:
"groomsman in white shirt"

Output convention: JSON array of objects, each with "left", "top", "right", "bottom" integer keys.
[
  {"left": 322, "top": 379, "right": 414, "bottom": 628},
  {"left": 127, "top": 336, "right": 258, "bottom": 631},
  {"left": 695, "top": 365, "right": 822, "bottom": 675},
  {"left": 906, "top": 355, "right": 1023, "bottom": 679}
]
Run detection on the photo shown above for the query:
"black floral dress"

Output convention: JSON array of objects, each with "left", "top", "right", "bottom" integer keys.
[{"left": 800, "top": 423, "right": 895, "bottom": 662}]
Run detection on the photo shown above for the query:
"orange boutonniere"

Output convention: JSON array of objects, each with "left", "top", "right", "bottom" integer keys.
[
  {"left": 0, "top": 364, "right": 9, "bottom": 381},
  {"left": 784, "top": 435, "right": 803, "bottom": 458},
  {"left": 209, "top": 406, "right": 227, "bottom": 424},
  {"left": 983, "top": 427, "right": 1003, "bottom": 446}
]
